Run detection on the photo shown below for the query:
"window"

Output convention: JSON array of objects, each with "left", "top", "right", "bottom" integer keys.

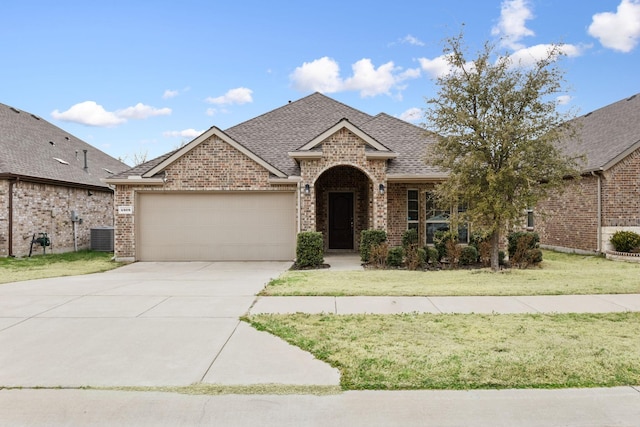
[
  {"left": 407, "top": 190, "right": 419, "bottom": 231},
  {"left": 526, "top": 209, "right": 534, "bottom": 229},
  {"left": 425, "top": 192, "right": 469, "bottom": 244}
]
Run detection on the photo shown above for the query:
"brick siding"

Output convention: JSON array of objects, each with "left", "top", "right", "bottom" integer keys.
[{"left": 0, "top": 179, "right": 114, "bottom": 257}]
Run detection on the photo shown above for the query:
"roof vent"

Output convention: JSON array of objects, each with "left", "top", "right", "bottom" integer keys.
[
  {"left": 627, "top": 94, "right": 637, "bottom": 101},
  {"left": 584, "top": 112, "right": 593, "bottom": 117},
  {"left": 10, "top": 107, "right": 19, "bottom": 113},
  {"left": 31, "top": 114, "right": 40, "bottom": 120},
  {"left": 53, "top": 157, "right": 69, "bottom": 165},
  {"left": 49, "top": 141, "right": 55, "bottom": 146},
  {"left": 65, "top": 136, "right": 70, "bottom": 141},
  {"left": 102, "top": 168, "right": 114, "bottom": 174}
]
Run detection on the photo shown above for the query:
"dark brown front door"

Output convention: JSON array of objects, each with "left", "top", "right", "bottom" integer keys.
[{"left": 329, "top": 192, "right": 354, "bottom": 249}]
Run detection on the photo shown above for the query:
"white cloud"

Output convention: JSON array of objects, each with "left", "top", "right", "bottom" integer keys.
[
  {"left": 52, "top": 101, "right": 171, "bottom": 127},
  {"left": 163, "top": 89, "right": 179, "bottom": 99},
  {"left": 418, "top": 55, "right": 453, "bottom": 78},
  {"left": 163, "top": 129, "right": 204, "bottom": 138},
  {"left": 290, "top": 57, "right": 420, "bottom": 97},
  {"left": 398, "top": 107, "right": 423, "bottom": 123},
  {"left": 116, "top": 103, "right": 171, "bottom": 120},
  {"left": 52, "top": 101, "right": 125, "bottom": 127},
  {"left": 492, "top": 0, "right": 535, "bottom": 49},
  {"left": 205, "top": 87, "right": 254, "bottom": 105},
  {"left": 290, "top": 57, "right": 343, "bottom": 93},
  {"left": 588, "top": 0, "right": 640, "bottom": 52},
  {"left": 557, "top": 95, "right": 572, "bottom": 105},
  {"left": 508, "top": 43, "right": 583, "bottom": 67},
  {"left": 401, "top": 35, "right": 425, "bottom": 46}
]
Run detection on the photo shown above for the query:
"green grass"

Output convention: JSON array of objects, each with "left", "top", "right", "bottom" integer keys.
[
  {"left": 247, "top": 312, "right": 640, "bottom": 390},
  {"left": 261, "top": 250, "right": 640, "bottom": 296},
  {"left": 0, "top": 250, "right": 123, "bottom": 284}
]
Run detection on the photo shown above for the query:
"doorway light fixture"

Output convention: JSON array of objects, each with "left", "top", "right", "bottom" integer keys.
[
  {"left": 379, "top": 183, "right": 385, "bottom": 195},
  {"left": 304, "top": 184, "right": 310, "bottom": 195}
]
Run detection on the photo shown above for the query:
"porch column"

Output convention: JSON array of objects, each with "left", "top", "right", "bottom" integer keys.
[
  {"left": 299, "top": 182, "right": 316, "bottom": 231},
  {"left": 373, "top": 181, "right": 387, "bottom": 230}
]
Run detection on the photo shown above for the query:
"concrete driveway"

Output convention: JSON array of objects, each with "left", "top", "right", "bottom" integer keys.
[{"left": 0, "top": 262, "right": 339, "bottom": 388}]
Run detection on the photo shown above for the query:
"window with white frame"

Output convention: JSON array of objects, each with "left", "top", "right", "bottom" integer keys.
[
  {"left": 425, "top": 192, "right": 469, "bottom": 244},
  {"left": 407, "top": 190, "right": 419, "bottom": 231}
]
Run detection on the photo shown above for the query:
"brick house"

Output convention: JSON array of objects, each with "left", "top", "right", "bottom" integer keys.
[
  {"left": 536, "top": 93, "right": 640, "bottom": 253},
  {"left": 106, "top": 92, "right": 457, "bottom": 262},
  {"left": 0, "top": 102, "right": 129, "bottom": 257}
]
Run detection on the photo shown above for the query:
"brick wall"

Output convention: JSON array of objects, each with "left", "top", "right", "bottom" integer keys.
[
  {"left": 602, "top": 148, "right": 640, "bottom": 227},
  {"left": 0, "top": 179, "right": 114, "bottom": 257},
  {"left": 113, "top": 135, "right": 296, "bottom": 259}
]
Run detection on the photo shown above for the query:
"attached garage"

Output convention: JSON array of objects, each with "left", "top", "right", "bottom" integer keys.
[{"left": 136, "top": 192, "right": 296, "bottom": 261}]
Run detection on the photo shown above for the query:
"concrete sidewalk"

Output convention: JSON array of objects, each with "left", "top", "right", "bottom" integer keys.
[{"left": 251, "top": 293, "right": 640, "bottom": 315}]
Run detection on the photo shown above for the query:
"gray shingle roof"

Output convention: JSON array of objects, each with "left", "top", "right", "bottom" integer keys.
[
  {"left": 0, "top": 103, "right": 129, "bottom": 188},
  {"left": 560, "top": 93, "right": 640, "bottom": 172},
  {"left": 117, "top": 92, "right": 440, "bottom": 178}
]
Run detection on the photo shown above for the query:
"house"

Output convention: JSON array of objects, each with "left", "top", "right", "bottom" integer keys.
[
  {"left": 106, "top": 92, "right": 456, "bottom": 262},
  {"left": 536, "top": 93, "right": 640, "bottom": 254},
  {"left": 0, "top": 102, "right": 130, "bottom": 257}
]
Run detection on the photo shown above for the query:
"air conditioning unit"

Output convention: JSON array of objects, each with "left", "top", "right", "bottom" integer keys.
[{"left": 91, "top": 227, "right": 114, "bottom": 252}]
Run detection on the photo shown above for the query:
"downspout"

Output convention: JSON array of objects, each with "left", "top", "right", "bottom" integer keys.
[
  {"left": 591, "top": 171, "right": 602, "bottom": 253},
  {"left": 8, "top": 179, "right": 15, "bottom": 257},
  {"left": 297, "top": 180, "right": 302, "bottom": 233}
]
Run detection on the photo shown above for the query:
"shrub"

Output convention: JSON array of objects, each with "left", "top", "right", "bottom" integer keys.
[
  {"left": 405, "top": 245, "right": 425, "bottom": 270},
  {"left": 470, "top": 231, "right": 491, "bottom": 267},
  {"left": 434, "top": 230, "right": 457, "bottom": 261},
  {"left": 387, "top": 246, "right": 405, "bottom": 267},
  {"left": 295, "top": 232, "right": 324, "bottom": 268},
  {"left": 425, "top": 246, "right": 439, "bottom": 264},
  {"left": 445, "top": 239, "right": 462, "bottom": 268},
  {"left": 401, "top": 228, "right": 419, "bottom": 250},
  {"left": 610, "top": 231, "right": 640, "bottom": 253},
  {"left": 369, "top": 242, "right": 389, "bottom": 269},
  {"left": 460, "top": 245, "right": 479, "bottom": 266},
  {"left": 507, "top": 231, "right": 539, "bottom": 258},
  {"left": 499, "top": 251, "right": 506, "bottom": 266},
  {"left": 360, "top": 230, "right": 387, "bottom": 262}
]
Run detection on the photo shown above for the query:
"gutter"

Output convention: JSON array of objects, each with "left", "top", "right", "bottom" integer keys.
[
  {"left": 591, "top": 170, "right": 603, "bottom": 253},
  {"left": 8, "top": 178, "right": 15, "bottom": 257}
]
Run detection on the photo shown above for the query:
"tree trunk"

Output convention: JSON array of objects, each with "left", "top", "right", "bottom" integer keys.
[{"left": 490, "top": 229, "right": 501, "bottom": 271}]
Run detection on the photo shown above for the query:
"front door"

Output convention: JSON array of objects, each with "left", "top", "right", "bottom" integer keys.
[{"left": 329, "top": 192, "right": 354, "bottom": 249}]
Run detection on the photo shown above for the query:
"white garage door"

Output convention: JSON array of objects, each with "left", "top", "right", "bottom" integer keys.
[{"left": 136, "top": 192, "right": 296, "bottom": 261}]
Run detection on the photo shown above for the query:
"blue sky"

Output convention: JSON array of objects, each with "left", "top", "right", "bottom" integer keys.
[{"left": 2, "top": 0, "right": 639, "bottom": 165}]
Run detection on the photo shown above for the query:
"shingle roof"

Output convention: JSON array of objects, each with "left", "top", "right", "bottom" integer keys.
[
  {"left": 560, "top": 93, "right": 640, "bottom": 172},
  {"left": 0, "top": 103, "right": 129, "bottom": 188},
  {"left": 114, "top": 92, "right": 440, "bottom": 178}
]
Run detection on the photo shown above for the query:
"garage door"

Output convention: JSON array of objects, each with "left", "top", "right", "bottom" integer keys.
[{"left": 136, "top": 192, "right": 296, "bottom": 261}]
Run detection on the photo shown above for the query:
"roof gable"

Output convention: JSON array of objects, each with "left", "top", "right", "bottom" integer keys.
[
  {"left": 560, "top": 93, "right": 640, "bottom": 172},
  {"left": 0, "top": 103, "right": 129, "bottom": 188}
]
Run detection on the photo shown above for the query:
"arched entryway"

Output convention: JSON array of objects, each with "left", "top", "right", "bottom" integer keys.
[{"left": 314, "top": 166, "right": 372, "bottom": 251}]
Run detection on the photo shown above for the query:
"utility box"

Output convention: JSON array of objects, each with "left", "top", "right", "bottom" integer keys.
[{"left": 90, "top": 227, "right": 114, "bottom": 252}]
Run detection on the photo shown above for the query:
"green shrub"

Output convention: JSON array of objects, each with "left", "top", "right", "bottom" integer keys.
[
  {"left": 610, "top": 230, "right": 640, "bottom": 253},
  {"left": 295, "top": 232, "right": 324, "bottom": 268},
  {"left": 499, "top": 250, "right": 506, "bottom": 266},
  {"left": 425, "top": 246, "right": 439, "bottom": 264},
  {"left": 387, "top": 246, "right": 405, "bottom": 267},
  {"left": 434, "top": 230, "right": 457, "bottom": 261},
  {"left": 507, "top": 231, "right": 539, "bottom": 258},
  {"left": 401, "top": 228, "right": 419, "bottom": 250},
  {"left": 360, "top": 230, "right": 387, "bottom": 262},
  {"left": 470, "top": 231, "right": 491, "bottom": 266},
  {"left": 460, "top": 246, "right": 479, "bottom": 265}
]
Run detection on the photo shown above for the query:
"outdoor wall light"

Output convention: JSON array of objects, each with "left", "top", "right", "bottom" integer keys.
[
  {"left": 304, "top": 184, "right": 311, "bottom": 195},
  {"left": 379, "top": 183, "right": 385, "bottom": 195}
]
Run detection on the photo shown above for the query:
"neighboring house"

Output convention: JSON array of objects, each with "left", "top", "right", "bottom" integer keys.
[
  {"left": 106, "top": 92, "right": 455, "bottom": 262},
  {"left": 0, "top": 103, "right": 129, "bottom": 257},
  {"left": 536, "top": 93, "right": 640, "bottom": 254}
]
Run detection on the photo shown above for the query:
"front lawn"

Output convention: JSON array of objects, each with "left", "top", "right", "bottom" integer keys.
[
  {"left": 247, "top": 312, "right": 640, "bottom": 390},
  {"left": 0, "top": 250, "right": 122, "bottom": 284},
  {"left": 261, "top": 250, "right": 640, "bottom": 296}
]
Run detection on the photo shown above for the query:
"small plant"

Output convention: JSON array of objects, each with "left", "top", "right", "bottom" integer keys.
[
  {"left": 470, "top": 231, "right": 491, "bottom": 267},
  {"left": 508, "top": 232, "right": 542, "bottom": 269},
  {"left": 445, "top": 239, "right": 462, "bottom": 268},
  {"left": 360, "top": 230, "right": 387, "bottom": 262},
  {"left": 460, "top": 245, "right": 479, "bottom": 266},
  {"left": 401, "top": 229, "right": 419, "bottom": 250},
  {"left": 434, "top": 230, "right": 457, "bottom": 262},
  {"left": 507, "top": 231, "right": 540, "bottom": 259},
  {"left": 425, "top": 246, "right": 439, "bottom": 264},
  {"left": 369, "top": 243, "right": 389, "bottom": 269},
  {"left": 295, "top": 232, "right": 324, "bottom": 268},
  {"left": 610, "top": 230, "right": 640, "bottom": 253},
  {"left": 387, "top": 246, "right": 405, "bottom": 267},
  {"left": 405, "top": 245, "right": 425, "bottom": 270}
]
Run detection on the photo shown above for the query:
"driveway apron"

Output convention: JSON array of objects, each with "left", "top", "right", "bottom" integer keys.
[{"left": 0, "top": 262, "right": 339, "bottom": 388}]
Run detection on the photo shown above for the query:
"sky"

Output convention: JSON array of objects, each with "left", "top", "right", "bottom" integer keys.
[{"left": 1, "top": 0, "right": 639, "bottom": 165}]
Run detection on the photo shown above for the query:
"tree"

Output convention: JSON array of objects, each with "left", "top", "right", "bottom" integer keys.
[{"left": 424, "top": 33, "right": 580, "bottom": 271}]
